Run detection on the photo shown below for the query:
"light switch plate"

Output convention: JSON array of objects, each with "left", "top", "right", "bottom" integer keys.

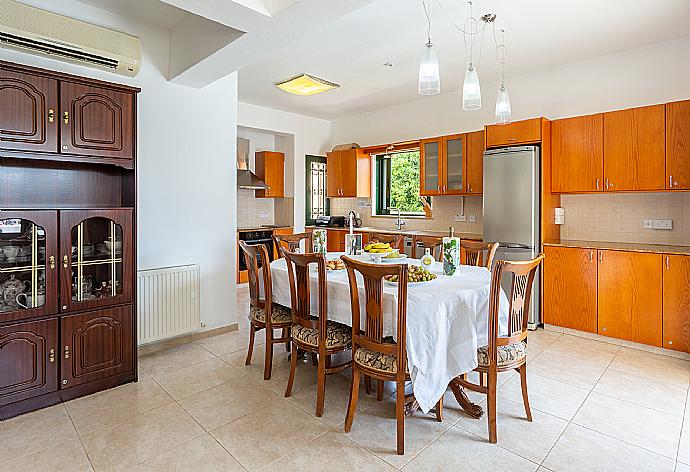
[
  {"left": 455, "top": 214, "right": 466, "bottom": 222},
  {"left": 643, "top": 219, "right": 653, "bottom": 229},
  {"left": 469, "top": 215, "right": 477, "bottom": 223}
]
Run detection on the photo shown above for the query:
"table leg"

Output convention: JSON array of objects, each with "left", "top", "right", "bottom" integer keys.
[{"left": 449, "top": 378, "right": 484, "bottom": 419}]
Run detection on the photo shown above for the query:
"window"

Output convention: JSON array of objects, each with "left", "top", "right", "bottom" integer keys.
[
  {"left": 375, "top": 151, "right": 429, "bottom": 215},
  {"left": 305, "top": 155, "right": 330, "bottom": 225}
]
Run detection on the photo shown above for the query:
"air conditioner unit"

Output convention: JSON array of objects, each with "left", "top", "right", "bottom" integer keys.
[{"left": 0, "top": 0, "right": 141, "bottom": 77}]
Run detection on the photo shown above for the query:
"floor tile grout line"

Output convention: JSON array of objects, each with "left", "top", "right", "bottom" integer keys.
[
  {"left": 537, "top": 342, "right": 620, "bottom": 468},
  {"left": 675, "top": 380, "right": 690, "bottom": 464},
  {"left": 63, "top": 404, "right": 98, "bottom": 471},
  {"left": 255, "top": 429, "right": 332, "bottom": 471},
  {"left": 590, "top": 389, "right": 688, "bottom": 419}
]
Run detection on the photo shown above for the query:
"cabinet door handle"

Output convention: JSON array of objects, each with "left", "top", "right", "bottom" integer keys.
[
  {"left": 49, "top": 255, "right": 55, "bottom": 270},
  {"left": 48, "top": 109, "right": 55, "bottom": 123},
  {"left": 596, "top": 179, "right": 600, "bottom": 190},
  {"left": 605, "top": 179, "right": 609, "bottom": 190},
  {"left": 64, "top": 346, "right": 70, "bottom": 359},
  {"left": 666, "top": 256, "right": 670, "bottom": 270},
  {"left": 507, "top": 138, "right": 517, "bottom": 142},
  {"left": 63, "top": 255, "right": 69, "bottom": 268},
  {"left": 589, "top": 251, "right": 593, "bottom": 262},
  {"left": 468, "top": 184, "right": 472, "bottom": 192},
  {"left": 63, "top": 111, "right": 69, "bottom": 125},
  {"left": 670, "top": 175, "right": 673, "bottom": 188},
  {"left": 599, "top": 252, "right": 603, "bottom": 263},
  {"left": 49, "top": 348, "right": 55, "bottom": 363}
]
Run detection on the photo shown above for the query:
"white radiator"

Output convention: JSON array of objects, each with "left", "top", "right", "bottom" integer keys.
[{"left": 137, "top": 264, "right": 201, "bottom": 345}]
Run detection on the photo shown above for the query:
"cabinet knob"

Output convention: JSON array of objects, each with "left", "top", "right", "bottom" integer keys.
[
  {"left": 468, "top": 184, "right": 472, "bottom": 192},
  {"left": 63, "top": 255, "right": 69, "bottom": 269},
  {"left": 62, "top": 379, "right": 68, "bottom": 385},
  {"left": 48, "top": 109, "right": 54, "bottom": 123},
  {"left": 64, "top": 345, "right": 70, "bottom": 359},
  {"left": 49, "top": 255, "right": 55, "bottom": 270},
  {"left": 63, "top": 111, "right": 69, "bottom": 125},
  {"left": 62, "top": 305, "right": 67, "bottom": 310},
  {"left": 602, "top": 327, "right": 607, "bottom": 332},
  {"left": 668, "top": 340, "right": 673, "bottom": 346},
  {"left": 49, "top": 348, "right": 55, "bottom": 363}
]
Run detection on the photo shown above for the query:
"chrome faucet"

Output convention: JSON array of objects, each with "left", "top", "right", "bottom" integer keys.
[{"left": 388, "top": 207, "right": 406, "bottom": 231}]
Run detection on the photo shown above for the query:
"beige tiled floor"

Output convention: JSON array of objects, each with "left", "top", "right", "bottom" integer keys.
[{"left": 2, "top": 291, "right": 690, "bottom": 471}]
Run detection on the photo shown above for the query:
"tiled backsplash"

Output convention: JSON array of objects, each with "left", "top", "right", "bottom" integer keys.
[
  {"left": 274, "top": 197, "right": 295, "bottom": 227},
  {"left": 560, "top": 192, "right": 690, "bottom": 246},
  {"left": 237, "top": 189, "right": 274, "bottom": 227},
  {"left": 328, "top": 195, "right": 483, "bottom": 235}
]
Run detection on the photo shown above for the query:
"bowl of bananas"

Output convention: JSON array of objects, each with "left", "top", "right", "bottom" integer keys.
[{"left": 363, "top": 242, "right": 393, "bottom": 263}]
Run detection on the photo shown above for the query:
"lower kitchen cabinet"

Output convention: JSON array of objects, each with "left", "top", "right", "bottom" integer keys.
[
  {"left": 327, "top": 230, "right": 346, "bottom": 252},
  {"left": 60, "top": 305, "right": 133, "bottom": 388},
  {"left": 663, "top": 255, "right": 690, "bottom": 352},
  {"left": 0, "top": 319, "right": 58, "bottom": 406},
  {"left": 543, "top": 246, "right": 597, "bottom": 333},
  {"left": 597, "top": 250, "right": 662, "bottom": 347}
]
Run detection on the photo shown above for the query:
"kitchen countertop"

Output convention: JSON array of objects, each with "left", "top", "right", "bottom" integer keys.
[
  {"left": 305, "top": 225, "right": 483, "bottom": 241},
  {"left": 544, "top": 240, "right": 690, "bottom": 256},
  {"left": 237, "top": 225, "right": 292, "bottom": 233}
]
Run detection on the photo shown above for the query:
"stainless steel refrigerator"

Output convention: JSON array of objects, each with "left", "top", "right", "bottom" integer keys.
[{"left": 483, "top": 146, "right": 541, "bottom": 329}]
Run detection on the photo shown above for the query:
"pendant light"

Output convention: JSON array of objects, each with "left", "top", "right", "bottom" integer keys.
[
  {"left": 494, "top": 28, "right": 511, "bottom": 123},
  {"left": 463, "top": 62, "right": 481, "bottom": 110},
  {"left": 418, "top": 1, "right": 440, "bottom": 95}
]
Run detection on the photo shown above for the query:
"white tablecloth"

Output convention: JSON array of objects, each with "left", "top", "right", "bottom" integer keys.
[{"left": 269, "top": 254, "right": 509, "bottom": 413}]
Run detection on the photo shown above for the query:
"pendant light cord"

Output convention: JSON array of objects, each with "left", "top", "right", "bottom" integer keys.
[
  {"left": 493, "top": 24, "right": 506, "bottom": 85},
  {"left": 422, "top": 0, "right": 431, "bottom": 43}
]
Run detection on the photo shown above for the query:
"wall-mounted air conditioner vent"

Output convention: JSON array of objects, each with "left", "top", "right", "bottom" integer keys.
[{"left": 0, "top": 0, "right": 142, "bottom": 77}]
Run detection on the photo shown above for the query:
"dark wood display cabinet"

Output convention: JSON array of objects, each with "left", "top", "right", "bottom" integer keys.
[{"left": 0, "top": 61, "right": 139, "bottom": 419}]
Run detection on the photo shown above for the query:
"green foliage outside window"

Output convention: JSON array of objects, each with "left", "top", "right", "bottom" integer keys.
[{"left": 376, "top": 151, "right": 425, "bottom": 214}]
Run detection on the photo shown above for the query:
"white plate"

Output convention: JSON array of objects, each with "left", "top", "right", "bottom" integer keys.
[
  {"left": 379, "top": 254, "right": 407, "bottom": 263},
  {"left": 384, "top": 278, "right": 435, "bottom": 285}
]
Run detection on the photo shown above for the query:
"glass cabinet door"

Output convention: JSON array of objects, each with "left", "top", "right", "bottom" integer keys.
[
  {"left": 443, "top": 134, "right": 465, "bottom": 194},
  {"left": 0, "top": 211, "right": 58, "bottom": 322},
  {"left": 420, "top": 138, "right": 442, "bottom": 195},
  {"left": 60, "top": 209, "right": 133, "bottom": 312}
]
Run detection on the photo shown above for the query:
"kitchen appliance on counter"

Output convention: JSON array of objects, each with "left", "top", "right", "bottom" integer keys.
[
  {"left": 314, "top": 215, "right": 346, "bottom": 227},
  {"left": 238, "top": 229, "right": 274, "bottom": 272},
  {"left": 483, "top": 146, "right": 541, "bottom": 329}
]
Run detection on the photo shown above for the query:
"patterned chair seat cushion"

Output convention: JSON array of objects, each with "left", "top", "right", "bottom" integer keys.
[
  {"left": 249, "top": 304, "right": 292, "bottom": 325},
  {"left": 477, "top": 341, "right": 527, "bottom": 367},
  {"left": 292, "top": 320, "right": 352, "bottom": 349},
  {"left": 353, "top": 347, "right": 408, "bottom": 374}
]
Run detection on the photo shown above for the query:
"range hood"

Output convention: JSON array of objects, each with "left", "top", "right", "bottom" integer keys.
[{"left": 237, "top": 137, "right": 269, "bottom": 190}]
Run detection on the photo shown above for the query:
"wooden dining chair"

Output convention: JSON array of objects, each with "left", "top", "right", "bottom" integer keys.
[
  {"left": 460, "top": 240, "right": 499, "bottom": 269},
  {"left": 273, "top": 232, "right": 312, "bottom": 256},
  {"left": 239, "top": 241, "right": 292, "bottom": 380},
  {"left": 282, "top": 249, "right": 352, "bottom": 417},
  {"left": 368, "top": 232, "right": 404, "bottom": 251},
  {"left": 341, "top": 256, "right": 443, "bottom": 455},
  {"left": 448, "top": 254, "right": 544, "bottom": 443},
  {"left": 414, "top": 235, "right": 443, "bottom": 261}
]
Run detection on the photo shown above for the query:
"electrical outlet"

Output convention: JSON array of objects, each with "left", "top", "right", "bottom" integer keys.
[
  {"left": 469, "top": 215, "right": 477, "bottom": 223},
  {"left": 258, "top": 211, "right": 270, "bottom": 218},
  {"left": 653, "top": 219, "right": 673, "bottom": 230},
  {"left": 455, "top": 213, "right": 466, "bottom": 222},
  {"left": 642, "top": 219, "right": 653, "bottom": 229}
]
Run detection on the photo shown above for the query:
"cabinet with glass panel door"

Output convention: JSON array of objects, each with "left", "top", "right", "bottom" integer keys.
[
  {"left": 59, "top": 209, "right": 133, "bottom": 313},
  {"left": 420, "top": 134, "right": 466, "bottom": 196},
  {"left": 0, "top": 211, "right": 59, "bottom": 323}
]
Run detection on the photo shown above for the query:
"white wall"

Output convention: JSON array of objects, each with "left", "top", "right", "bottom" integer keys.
[
  {"left": 331, "top": 35, "right": 690, "bottom": 146},
  {"left": 237, "top": 102, "right": 332, "bottom": 231},
  {"left": 2, "top": 0, "right": 239, "bottom": 330}
]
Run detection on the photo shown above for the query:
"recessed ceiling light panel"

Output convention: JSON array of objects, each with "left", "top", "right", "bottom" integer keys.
[{"left": 275, "top": 73, "right": 340, "bottom": 96}]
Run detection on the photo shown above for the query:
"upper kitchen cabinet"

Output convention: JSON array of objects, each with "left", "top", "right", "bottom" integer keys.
[
  {"left": 0, "top": 62, "right": 138, "bottom": 168},
  {"left": 465, "top": 130, "right": 484, "bottom": 195},
  {"left": 551, "top": 114, "right": 604, "bottom": 193},
  {"left": 666, "top": 100, "right": 690, "bottom": 190},
  {"left": 485, "top": 118, "right": 543, "bottom": 148},
  {"left": 603, "top": 104, "right": 665, "bottom": 191},
  {"left": 326, "top": 149, "right": 371, "bottom": 198},
  {"left": 60, "top": 82, "right": 134, "bottom": 161},
  {"left": 420, "top": 138, "right": 443, "bottom": 196},
  {"left": 254, "top": 151, "right": 285, "bottom": 198},
  {"left": 0, "top": 69, "right": 58, "bottom": 153}
]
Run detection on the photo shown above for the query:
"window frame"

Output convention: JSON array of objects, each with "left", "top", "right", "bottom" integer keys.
[
  {"left": 305, "top": 155, "right": 330, "bottom": 226},
  {"left": 374, "top": 150, "right": 429, "bottom": 217}
]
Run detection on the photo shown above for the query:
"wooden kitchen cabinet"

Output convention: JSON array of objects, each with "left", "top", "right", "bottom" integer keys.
[
  {"left": 465, "top": 130, "right": 484, "bottom": 195},
  {"left": 327, "top": 149, "right": 370, "bottom": 198},
  {"left": 597, "top": 250, "right": 662, "bottom": 347},
  {"left": 273, "top": 227, "right": 293, "bottom": 257},
  {"left": 666, "top": 100, "right": 690, "bottom": 190},
  {"left": 662, "top": 255, "right": 690, "bottom": 352},
  {"left": 326, "top": 229, "right": 346, "bottom": 252},
  {"left": 543, "top": 246, "right": 598, "bottom": 333},
  {"left": 60, "top": 305, "right": 133, "bottom": 388},
  {"left": 0, "top": 318, "right": 58, "bottom": 407},
  {"left": 0, "top": 69, "right": 58, "bottom": 153},
  {"left": 551, "top": 114, "right": 604, "bottom": 193},
  {"left": 420, "top": 138, "right": 443, "bottom": 196},
  {"left": 254, "top": 151, "right": 285, "bottom": 198},
  {"left": 485, "top": 118, "right": 543, "bottom": 148},
  {"left": 603, "top": 105, "right": 665, "bottom": 191},
  {"left": 60, "top": 82, "right": 135, "bottom": 161},
  {"left": 420, "top": 134, "right": 466, "bottom": 196}
]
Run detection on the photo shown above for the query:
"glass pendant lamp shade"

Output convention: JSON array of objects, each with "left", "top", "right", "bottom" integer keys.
[
  {"left": 418, "top": 41, "right": 440, "bottom": 95},
  {"left": 462, "top": 63, "right": 481, "bottom": 110},
  {"left": 495, "top": 84, "right": 511, "bottom": 124}
]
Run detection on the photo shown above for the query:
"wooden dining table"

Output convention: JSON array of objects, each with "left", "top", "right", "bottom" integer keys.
[{"left": 269, "top": 253, "right": 509, "bottom": 414}]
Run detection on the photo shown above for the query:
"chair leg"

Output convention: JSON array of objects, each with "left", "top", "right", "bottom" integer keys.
[
  {"left": 264, "top": 328, "right": 274, "bottom": 380},
  {"left": 316, "top": 352, "right": 326, "bottom": 417},
  {"left": 311, "top": 352, "right": 319, "bottom": 366},
  {"left": 396, "top": 379, "right": 406, "bottom": 455},
  {"left": 283, "top": 327, "right": 290, "bottom": 352},
  {"left": 245, "top": 325, "right": 256, "bottom": 366},
  {"left": 285, "top": 342, "right": 298, "bottom": 397},
  {"left": 377, "top": 379, "right": 384, "bottom": 401},
  {"left": 364, "top": 375, "right": 372, "bottom": 395},
  {"left": 345, "top": 368, "right": 360, "bottom": 433},
  {"left": 435, "top": 395, "right": 443, "bottom": 422},
  {"left": 487, "top": 369, "right": 497, "bottom": 444},
  {"left": 519, "top": 363, "right": 532, "bottom": 422}
]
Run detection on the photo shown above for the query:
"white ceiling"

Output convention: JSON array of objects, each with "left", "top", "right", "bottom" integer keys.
[{"left": 237, "top": 0, "right": 690, "bottom": 120}]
